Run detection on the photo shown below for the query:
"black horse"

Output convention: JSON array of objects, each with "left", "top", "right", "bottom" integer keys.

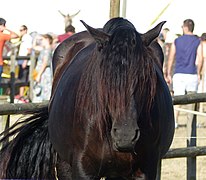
[{"left": 0, "top": 18, "right": 174, "bottom": 179}]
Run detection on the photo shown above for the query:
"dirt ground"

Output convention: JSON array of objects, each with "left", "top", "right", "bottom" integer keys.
[{"left": 161, "top": 103, "right": 206, "bottom": 180}]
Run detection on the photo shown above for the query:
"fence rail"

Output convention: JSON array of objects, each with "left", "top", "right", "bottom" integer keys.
[
  {"left": 0, "top": 93, "right": 205, "bottom": 115},
  {"left": 165, "top": 146, "right": 206, "bottom": 159},
  {"left": 173, "top": 93, "right": 206, "bottom": 105},
  {"left": 0, "top": 92, "right": 206, "bottom": 179},
  {"left": 0, "top": 101, "right": 48, "bottom": 115}
]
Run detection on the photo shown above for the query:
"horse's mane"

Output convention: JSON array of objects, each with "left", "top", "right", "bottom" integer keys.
[{"left": 75, "top": 24, "right": 158, "bottom": 138}]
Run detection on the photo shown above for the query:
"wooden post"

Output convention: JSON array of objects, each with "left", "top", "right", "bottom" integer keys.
[
  {"left": 122, "top": 0, "right": 127, "bottom": 18},
  {"left": 10, "top": 53, "right": 16, "bottom": 104},
  {"left": 3, "top": 50, "right": 16, "bottom": 146},
  {"left": 187, "top": 103, "right": 197, "bottom": 180},
  {"left": 0, "top": 95, "right": 9, "bottom": 149},
  {"left": 5, "top": 52, "right": 16, "bottom": 130},
  {"left": 0, "top": 96, "right": 9, "bottom": 133},
  {"left": 110, "top": 0, "right": 120, "bottom": 18},
  {"left": 29, "top": 54, "right": 36, "bottom": 101},
  {"left": 156, "top": 160, "right": 162, "bottom": 180}
]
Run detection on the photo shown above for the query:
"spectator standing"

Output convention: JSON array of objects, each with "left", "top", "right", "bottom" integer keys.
[
  {"left": 158, "top": 28, "right": 175, "bottom": 94},
  {"left": 0, "top": 18, "right": 19, "bottom": 84},
  {"left": 17, "top": 25, "right": 32, "bottom": 99},
  {"left": 198, "top": 33, "right": 206, "bottom": 112},
  {"left": 57, "top": 24, "right": 75, "bottom": 43},
  {"left": 167, "top": 19, "right": 203, "bottom": 128},
  {"left": 32, "top": 34, "right": 53, "bottom": 103}
]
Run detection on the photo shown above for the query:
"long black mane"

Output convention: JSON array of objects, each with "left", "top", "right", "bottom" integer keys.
[{"left": 75, "top": 22, "right": 158, "bottom": 137}]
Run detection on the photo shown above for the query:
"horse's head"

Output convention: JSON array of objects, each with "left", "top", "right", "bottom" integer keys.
[{"left": 80, "top": 18, "right": 165, "bottom": 152}]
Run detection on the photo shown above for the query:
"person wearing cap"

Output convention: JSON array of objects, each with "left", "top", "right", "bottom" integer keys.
[
  {"left": 32, "top": 34, "right": 53, "bottom": 103},
  {"left": 0, "top": 17, "right": 19, "bottom": 84}
]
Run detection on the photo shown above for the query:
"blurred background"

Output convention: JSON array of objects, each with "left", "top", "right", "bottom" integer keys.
[{"left": 1, "top": 0, "right": 206, "bottom": 36}]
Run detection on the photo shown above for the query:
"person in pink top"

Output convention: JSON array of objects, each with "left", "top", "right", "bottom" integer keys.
[
  {"left": 57, "top": 24, "right": 75, "bottom": 43},
  {"left": 0, "top": 17, "right": 19, "bottom": 84}
]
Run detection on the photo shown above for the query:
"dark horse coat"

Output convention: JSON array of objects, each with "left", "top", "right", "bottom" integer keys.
[{"left": 0, "top": 18, "right": 174, "bottom": 180}]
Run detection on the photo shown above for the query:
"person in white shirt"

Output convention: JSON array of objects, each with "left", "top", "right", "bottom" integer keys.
[{"left": 17, "top": 25, "right": 32, "bottom": 99}]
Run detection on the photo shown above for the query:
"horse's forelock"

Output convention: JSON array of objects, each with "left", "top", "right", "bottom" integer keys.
[
  {"left": 103, "top": 17, "right": 136, "bottom": 34},
  {"left": 99, "top": 28, "right": 157, "bottom": 122},
  {"left": 75, "top": 27, "right": 158, "bottom": 139}
]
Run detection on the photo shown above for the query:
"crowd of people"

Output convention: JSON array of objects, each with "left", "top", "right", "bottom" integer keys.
[
  {"left": 0, "top": 17, "right": 75, "bottom": 103},
  {"left": 0, "top": 17, "right": 205, "bottom": 123}
]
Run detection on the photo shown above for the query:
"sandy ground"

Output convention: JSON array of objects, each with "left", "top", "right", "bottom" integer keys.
[{"left": 161, "top": 103, "right": 206, "bottom": 180}]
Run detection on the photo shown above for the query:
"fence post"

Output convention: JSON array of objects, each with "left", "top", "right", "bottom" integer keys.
[
  {"left": 156, "top": 160, "right": 162, "bottom": 180},
  {"left": 2, "top": 51, "right": 16, "bottom": 146},
  {"left": 187, "top": 103, "right": 197, "bottom": 180},
  {"left": 110, "top": 0, "right": 120, "bottom": 18},
  {"left": 29, "top": 54, "right": 35, "bottom": 101},
  {"left": 10, "top": 52, "right": 16, "bottom": 104},
  {"left": 0, "top": 96, "right": 9, "bottom": 132},
  {"left": 5, "top": 52, "right": 16, "bottom": 130}
]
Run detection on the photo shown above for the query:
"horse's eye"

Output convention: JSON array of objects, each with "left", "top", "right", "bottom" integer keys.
[{"left": 132, "top": 39, "right": 136, "bottom": 46}]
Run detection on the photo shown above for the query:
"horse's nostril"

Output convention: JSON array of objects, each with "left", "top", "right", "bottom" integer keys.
[
  {"left": 132, "top": 129, "right": 140, "bottom": 142},
  {"left": 113, "top": 128, "right": 117, "bottom": 133},
  {"left": 111, "top": 128, "right": 118, "bottom": 137}
]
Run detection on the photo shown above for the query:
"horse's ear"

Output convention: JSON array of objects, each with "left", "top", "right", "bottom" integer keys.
[
  {"left": 81, "top": 20, "right": 110, "bottom": 50},
  {"left": 141, "top": 21, "right": 166, "bottom": 46}
]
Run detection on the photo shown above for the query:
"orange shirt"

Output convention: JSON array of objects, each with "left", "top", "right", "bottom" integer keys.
[{"left": 0, "top": 32, "right": 11, "bottom": 65}]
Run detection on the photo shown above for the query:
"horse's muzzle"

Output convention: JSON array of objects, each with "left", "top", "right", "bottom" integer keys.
[{"left": 111, "top": 128, "right": 140, "bottom": 152}]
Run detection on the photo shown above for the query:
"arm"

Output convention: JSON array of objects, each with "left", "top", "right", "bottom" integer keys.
[
  {"left": 22, "top": 35, "right": 33, "bottom": 68},
  {"left": 22, "top": 47, "right": 32, "bottom": 68},
  {"left": 167, "top": 42, "right": 176, "bottom": 84},
  {"left": 4, "top": 28, "right": 19, "bottom": 39},
  {"left": 196, "top": 42, "right": 203, "bottom": 82},
  {"left": 35, "top": 55, "right": 49, "bottom": 83}
]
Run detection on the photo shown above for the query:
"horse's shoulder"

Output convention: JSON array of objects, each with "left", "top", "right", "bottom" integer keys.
[{"left": 153, "top": 63, "right": 174, "bottom": 157}]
